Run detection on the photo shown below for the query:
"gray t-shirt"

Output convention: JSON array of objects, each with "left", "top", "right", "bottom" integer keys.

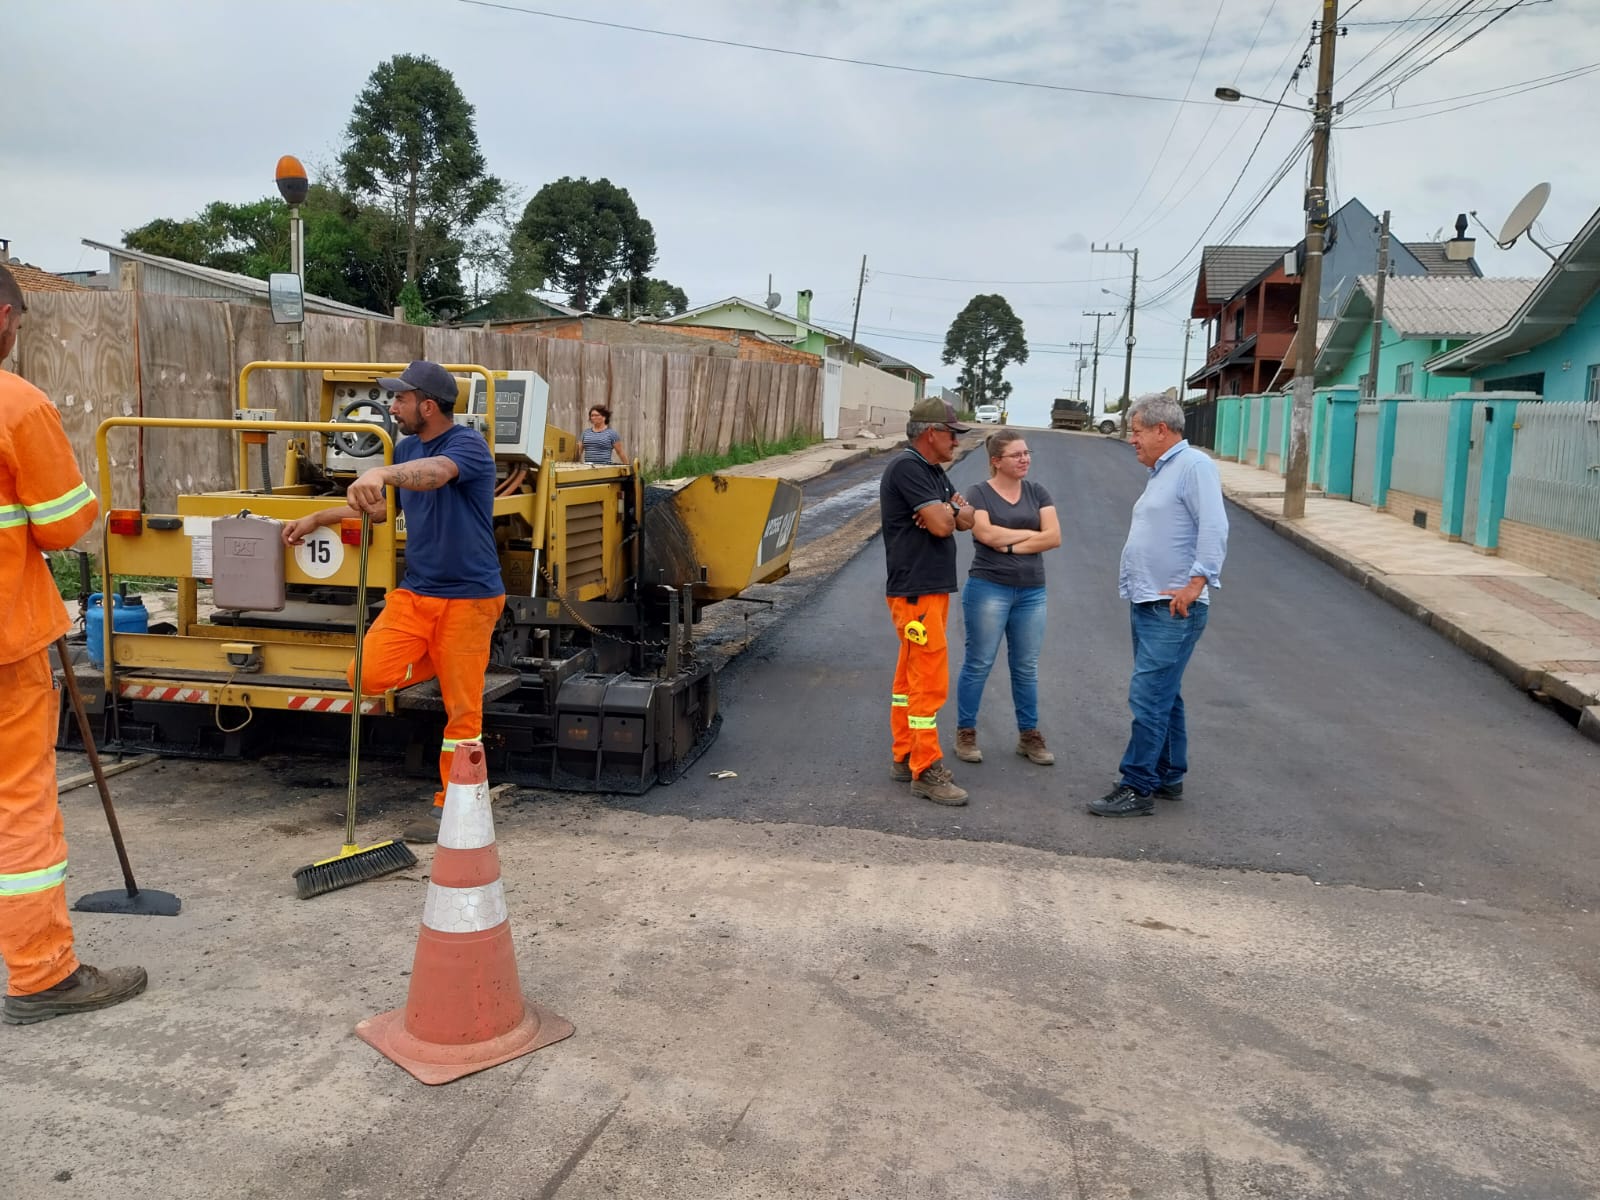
[{"left": 968, "top": 478, "right": 1055, "bottom": 588}]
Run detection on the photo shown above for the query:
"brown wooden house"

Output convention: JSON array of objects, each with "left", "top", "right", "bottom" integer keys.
[{"left": 1186, "top": 245, "right": 1297, "bottom": 402}]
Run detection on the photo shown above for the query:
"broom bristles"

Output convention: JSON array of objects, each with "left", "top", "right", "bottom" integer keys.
[{"left": 293, "top": 840, "right": 418, "bottom": 900}]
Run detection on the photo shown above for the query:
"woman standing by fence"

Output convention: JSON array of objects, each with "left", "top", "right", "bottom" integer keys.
[
  {"left": 582, "top": 405, "right": 625, "bottom": 463},
  {"left": 955, "top": 428, "right": 1061, "bottom": 766}
]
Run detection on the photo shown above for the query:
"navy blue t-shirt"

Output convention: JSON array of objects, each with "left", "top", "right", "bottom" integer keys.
[{"left": 394, "top": 424, "right": 503, "bottom": 598}]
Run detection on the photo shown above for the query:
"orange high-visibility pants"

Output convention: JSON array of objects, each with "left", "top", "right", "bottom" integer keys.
[
  {"left": 0, "top": 650, "right": 80, "bottom": 996},
  {"left": 348, "top": 590, "right": 505, "bottom": 807},
  {"left": 887, "top": 593, "right": 951, "bottom": 778}
]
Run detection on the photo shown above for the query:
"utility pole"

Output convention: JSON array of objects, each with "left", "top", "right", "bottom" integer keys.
[
  {"left": 848, "top": 254, "right": 868, "bottom": 361},
  {"left": 1093, "top": 244, "right": 1139, "bottom": 434},
  {"left": 1083, "top": 310, "right": 1115, "bottom": 417},
  {"left": 1179, "top": 319, "right": 1193, "bottom": 402},
  {"left": 1363, "top": 210, "right": 1392, "bottom": 399},
  {"left": 1283, "top": 0, "right": 1340, "bottom": 519},
  {"left": 1068, "top": 342, "right": 1092, "bottom": 400}
]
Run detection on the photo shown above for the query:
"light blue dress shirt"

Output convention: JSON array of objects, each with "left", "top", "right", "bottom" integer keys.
[{"left": 1118, "top": 440, "right": 1229, "bottom": 604}]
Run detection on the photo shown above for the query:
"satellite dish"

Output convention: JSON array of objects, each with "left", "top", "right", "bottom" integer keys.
[
  {"left": 1498, "top": 182, "right": 1551, "bottom": 248},
  {"left": 765, "top": 292, "right": 782, "bottom": 310}
]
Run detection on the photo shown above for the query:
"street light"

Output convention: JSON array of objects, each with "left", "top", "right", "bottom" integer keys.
[{"left": 1213, "top": 86, "right": 1310, "bottom": 111}]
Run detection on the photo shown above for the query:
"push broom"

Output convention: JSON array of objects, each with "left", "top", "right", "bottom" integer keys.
[{"left": 294, "top": 513, "right": 417, "bottom": 899}]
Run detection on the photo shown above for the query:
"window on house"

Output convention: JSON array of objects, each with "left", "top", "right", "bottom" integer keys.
[
  {"left": 1587, "top": 364, "right": 1600, "bottom": 403},
  {"left": 1395, "top": 363, "right": 1414, "bottom": 395},
  {"left": 1233, "top": 309, "right": 1245, "bottom": 341},
  {"left": 1358, "top": 373, "right": 1372, "bottom": 397}
]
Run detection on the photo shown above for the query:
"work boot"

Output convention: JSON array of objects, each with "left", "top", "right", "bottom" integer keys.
[
  {"left": 3, "top": 964, "right": 148, "bottom": 1026},
  {"left": 911, "top": 760, "right": 968, "bottom": 806},
  {"left": 399, "top": 803, "right": 444, "bottom": 844},
  {"left": 954, "top": 728, "right": 982, "bottom": 763},
  {"left": 1016, "top": 729, "right": 1055, "bottom": 766},
  {"left": 890, "top": 756, "right": 912, "bottom": 782}
]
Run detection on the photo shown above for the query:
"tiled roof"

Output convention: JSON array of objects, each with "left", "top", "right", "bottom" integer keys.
[
  {"left": 1361, "top": 274, "right": 1539, "bottom": 337},
  {"left": 3, "top": 260, "right": 87, "bottom": 294},
  {"left": 1197, "top": 245, "right": 1291, "bottom": 304},
  {"left": 1403, "top": 241, "right": 1480, "bottom": 278}
]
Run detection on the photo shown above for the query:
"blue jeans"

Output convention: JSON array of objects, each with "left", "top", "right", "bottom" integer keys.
[
  {"left": 1118, "top": 600, "right": 1209, "bottom": 795},
  {"left": 957, "top": 576, "right": 1048, "bottom": 732}
]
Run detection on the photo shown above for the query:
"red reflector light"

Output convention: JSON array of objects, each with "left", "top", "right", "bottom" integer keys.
[
  {"left": 339, "top": 518, "right": 364, "bottom": 547},
  {"left": 108, "top": 509, "right": 142, "bottom": 536}
]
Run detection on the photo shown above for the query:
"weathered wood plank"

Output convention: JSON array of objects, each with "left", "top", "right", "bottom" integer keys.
[
  {"left": 13, "top": 291, "right": 139, "bottom": 528},
  {"left": 664, "top": 354, "right": 692, "bottom": 467},
  {"left": 638, "top": 351, "right": 666, "bottom": 468},
  {"left": 137, "top": 295, "right": 235, "bottom": 506}
]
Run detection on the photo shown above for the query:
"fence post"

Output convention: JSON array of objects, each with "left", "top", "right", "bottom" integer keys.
[
  {"left": 1237, "top": 395, "right": 1252, "bottom": 463},
  {"left": 1278, "top": 392, "right": 1292, "bottom": 477},
  {"left": 1439, "top": 394, "right": 1475, "bottom": 541},
  {"left": 1373, "top": 395, "right": 1400, "bottom": 511},
  {"left": 1257, "top": 393, "right": 1271, "bottom": 467},
  {"left": 1472, "top": 391, "right": 1539, "bottom": 553},
  {"left": 1323, "top": 386, "right": 1360, "bottom": 499},
  {"left": 1221, "top": 397, "right": 1240, "bottom": 457}
]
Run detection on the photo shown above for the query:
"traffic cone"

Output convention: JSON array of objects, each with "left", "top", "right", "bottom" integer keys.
[{"left": 356, "top": 740, "right": 573, "bottom": 1084}]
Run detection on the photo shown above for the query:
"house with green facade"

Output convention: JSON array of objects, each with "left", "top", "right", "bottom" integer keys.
[
  {"left": 1426, "top": 203, "right": 1600, "bottom": 400},
  {"left": 1315, "top": 274, "right": 1538, "bottom": 396}
]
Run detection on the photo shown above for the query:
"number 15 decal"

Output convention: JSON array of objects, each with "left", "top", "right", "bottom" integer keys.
[{"left": 295, "top": 528, "right": 345, "bottom": 579}]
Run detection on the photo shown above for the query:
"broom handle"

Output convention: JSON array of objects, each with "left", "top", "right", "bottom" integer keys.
[
  {"left": 55, "top": 636, "right": 141, "bottom": 898},
  {"left": 345, "top": 513, "right": 371, "bottom": 848}
]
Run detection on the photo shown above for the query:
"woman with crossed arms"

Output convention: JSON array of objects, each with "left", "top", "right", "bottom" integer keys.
[{"left": 954, "top": 428, "right": 1062, "bottom": 767}]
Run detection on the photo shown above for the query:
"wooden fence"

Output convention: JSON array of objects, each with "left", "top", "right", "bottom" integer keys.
[{"left": 10, "top": 291, "right": 823, "bottom": 513}]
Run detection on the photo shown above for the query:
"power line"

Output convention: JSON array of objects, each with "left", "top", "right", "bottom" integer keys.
[
  {"left": 1356, "top": 0, "right": 1539, "bottom": 103},
  {"left": 1343, "top": 0, "right": 1547, "bottom": 23},
  {"left": 1119, "top": 0, "right": 1302, "bottom": 242},
  {"left": 1338, "top": 61, "right": 1600, "bottom": 126},
  {"left": 456, "top": 0, "right": 1234, "bottom": 107},
  {"left": 1102, "top": 0, "right": 1231, "bottom": 240}
]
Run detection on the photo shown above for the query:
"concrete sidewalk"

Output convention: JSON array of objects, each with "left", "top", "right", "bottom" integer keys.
[{"left": 1214, "top": 456, "right": 1600, "bottom": 741}]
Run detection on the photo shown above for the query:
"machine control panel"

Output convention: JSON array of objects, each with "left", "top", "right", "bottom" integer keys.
[{"left": 469, "top": 370, "right": 549, "bottom": 465}]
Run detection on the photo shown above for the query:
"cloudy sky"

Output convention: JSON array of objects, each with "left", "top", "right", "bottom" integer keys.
[{"left": 6, "top": 0, "right": 1595, "bottom": 425}]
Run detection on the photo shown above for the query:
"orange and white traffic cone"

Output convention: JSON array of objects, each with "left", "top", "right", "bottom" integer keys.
[{"left": 356, "top": 741, "right": 573, "bottom": 1084}]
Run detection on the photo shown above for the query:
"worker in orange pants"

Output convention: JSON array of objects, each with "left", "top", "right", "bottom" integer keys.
[
  {"left": 348, "top": 590, "right": 505, "bottom": 806},
  {"left": 1, "top": 264, "right": 147, "bottom": 1025},
  {"left": 887, "top": 592, "right": 951, "bottom": 779},
  {"left": 284, "top": 360, "right": 505, "bottom": 843}
]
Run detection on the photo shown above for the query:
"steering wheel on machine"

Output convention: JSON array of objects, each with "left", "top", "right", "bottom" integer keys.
[{"left": 332, "top": 396, "right": 398, "bottom": 459}]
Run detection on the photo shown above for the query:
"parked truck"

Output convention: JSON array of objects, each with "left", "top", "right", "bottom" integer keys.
[{"left": 1050, "top": 397, "right": 1120, "bottom": 434}]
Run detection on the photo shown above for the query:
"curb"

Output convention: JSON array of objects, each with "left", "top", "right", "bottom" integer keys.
[{"left": 1225, "top": 489, "right": 1600, "bottom": 743}]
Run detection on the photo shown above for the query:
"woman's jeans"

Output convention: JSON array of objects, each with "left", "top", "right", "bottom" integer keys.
[
  {"left": 957, "top": 576, "right": 1047, "bottom": 731},
  {"left": 1118, "top": 599, "right": 1209, "bottom": 795}
]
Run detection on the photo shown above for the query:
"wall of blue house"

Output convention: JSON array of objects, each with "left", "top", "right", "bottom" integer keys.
[{"left": 1469, "top": 300, "right": 1600, "bottom": 401}]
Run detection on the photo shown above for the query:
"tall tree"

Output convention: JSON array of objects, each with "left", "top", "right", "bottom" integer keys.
[
  {"left": 942, "top": 295, "right": 1028, "bottom": 409},
  {"left": 594, "top": 276, "right": 689, "bottom": 319},
  {"left": 512, "top": 177, "right": 657, "bottom": 312},
  {"left": 338, "top": 54, "right": 503, "bottom": 294}
]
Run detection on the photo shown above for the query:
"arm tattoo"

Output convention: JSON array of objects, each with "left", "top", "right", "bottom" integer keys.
[{"left": 386, "top": 456, "right": 457, "bottom": 491}]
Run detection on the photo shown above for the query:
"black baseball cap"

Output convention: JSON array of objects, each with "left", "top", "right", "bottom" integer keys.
[{"left": 377, "top": 360, "right": 459, "bottom": 407}]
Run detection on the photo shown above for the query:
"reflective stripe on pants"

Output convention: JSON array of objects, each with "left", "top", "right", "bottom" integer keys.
[
  {"left": 0, "top": 650, "right": 80, "bottom": 995},
  {"left": 887, "top": 593, "right": 950, "bottom": 778},
  {"left": 349, "top": 590, "right": 506, "bottom": 806}
]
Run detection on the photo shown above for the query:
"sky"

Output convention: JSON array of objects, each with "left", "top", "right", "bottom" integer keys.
[{"left": 6, "top": 0, "right": 1596, "bottom": 427}]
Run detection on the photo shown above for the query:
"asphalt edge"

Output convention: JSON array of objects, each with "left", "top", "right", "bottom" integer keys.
[{"left": 1222, "top": 485, "right": 1600, "bottom": 743}]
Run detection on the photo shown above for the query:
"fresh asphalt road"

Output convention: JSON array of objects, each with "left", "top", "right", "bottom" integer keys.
[{"left": 636, "top": 429, "right": 1600, "bottom": 917}]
